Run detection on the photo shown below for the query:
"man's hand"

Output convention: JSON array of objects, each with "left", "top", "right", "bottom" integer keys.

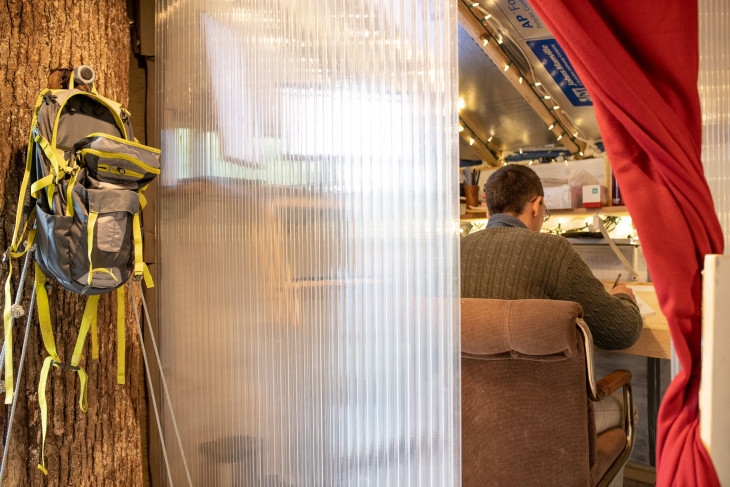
[{"left": 610, "top": 283, "right": 636, "bottom": 303}]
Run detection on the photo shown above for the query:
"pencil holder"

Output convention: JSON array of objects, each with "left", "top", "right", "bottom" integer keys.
[{"left": 464, "top": 185, "right": 479, "bottom": 208}]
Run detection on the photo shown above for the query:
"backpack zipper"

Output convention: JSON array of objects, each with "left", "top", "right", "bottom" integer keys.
[
  {"left": 50, "top": 91, "right": 128, "bottom": 148},
  {"left": 86, "top": 132, "right": 161, "bottom": 155},
  {"left": 80, "top": 148, "right": 160, "bottom": 176}
]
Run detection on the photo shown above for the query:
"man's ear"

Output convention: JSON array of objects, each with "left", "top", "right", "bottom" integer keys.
[{"left": 531, "top": 196, "right": 542, "bottom": 216}]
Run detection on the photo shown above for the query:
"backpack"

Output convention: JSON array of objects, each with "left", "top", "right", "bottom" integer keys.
[{"left": 2, "top": 66, "right": 159, "bottom": 474}]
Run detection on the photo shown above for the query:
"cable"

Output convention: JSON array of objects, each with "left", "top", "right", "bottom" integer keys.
[{"left": 128, "top": 280, "right": 193, "bottom": 487}]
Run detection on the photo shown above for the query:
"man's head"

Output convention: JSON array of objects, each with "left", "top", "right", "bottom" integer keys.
[{"left": 484, "top": 164, "right": 547, "bottom": 231}]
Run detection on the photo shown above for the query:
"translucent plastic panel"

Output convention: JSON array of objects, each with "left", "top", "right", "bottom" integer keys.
[
  {"left": 155, "top": 1, "right": 460, "bottom": 485},
  {"left": 699, "top": 0, "right": 730, "bottom": 252}
]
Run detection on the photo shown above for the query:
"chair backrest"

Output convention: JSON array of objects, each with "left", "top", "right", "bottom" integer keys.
[{"left": 461, "top": 298, "right": 596, "bottom": 487}]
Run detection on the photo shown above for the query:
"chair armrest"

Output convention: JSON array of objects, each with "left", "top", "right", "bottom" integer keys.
[{"left": 595, "top": 369, "right": 632, "bottom": 400}]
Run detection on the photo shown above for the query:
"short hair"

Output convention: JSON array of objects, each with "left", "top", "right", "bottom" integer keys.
[{"left": 484, "top": 164, "right": 544, "bottom": 215}]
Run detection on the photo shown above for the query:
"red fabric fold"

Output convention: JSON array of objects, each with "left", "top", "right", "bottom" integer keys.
[{"left": 529, "top": 1, "right": 724, "bottom": 485}]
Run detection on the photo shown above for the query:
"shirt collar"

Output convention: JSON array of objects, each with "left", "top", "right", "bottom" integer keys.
[{"left": 486, "top": 213, "right": 528, "bottom": 229}]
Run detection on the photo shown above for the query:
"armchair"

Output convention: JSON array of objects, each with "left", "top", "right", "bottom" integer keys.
[{"left": 461, "top": 298, "right": 635, "bottom": 487}]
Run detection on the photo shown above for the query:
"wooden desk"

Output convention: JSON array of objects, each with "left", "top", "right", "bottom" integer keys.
[{"left": 603, "top": 282, "right": 672, "bottom": 360}]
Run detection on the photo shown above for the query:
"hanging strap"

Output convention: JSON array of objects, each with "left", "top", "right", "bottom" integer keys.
[
  {"left": 132, "top": 213, "right": 154, "bottom": 288},
  {"left": 86, "top": 211, "right": 119, "bottom": 285},
  {"left": 3, "top": 266, "right": 15, "bottom": 405},
  {"left": 2, "top": 230, "right": 37, "bottom": 404},
  {"left": 9, "top": 93, "right": 46, "bottom": 254},
  {"left": 117, "top": 287, "right": 126, "bottom": 385},
  {"left": 36, "top": 263, "right": 99, "bottom": 475}
]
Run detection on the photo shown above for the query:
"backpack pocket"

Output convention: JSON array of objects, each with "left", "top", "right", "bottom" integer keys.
[
  {"left": 74, "top": 133, "right": 160, "bottom": 189},
  {"left": 78, "top": 189, "right": 139, "bottom": 290},
  {"left": 35, "top": 204, "right": 74, "bottom": 288}
]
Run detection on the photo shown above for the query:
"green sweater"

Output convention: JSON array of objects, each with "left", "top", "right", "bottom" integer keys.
[{"left": 461, "top": 227, "right": 643, "bottom": 350}]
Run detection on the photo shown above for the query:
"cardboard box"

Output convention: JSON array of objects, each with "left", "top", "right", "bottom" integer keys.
[
  {"left": 582, "top": 185, "right": 608, "bottom": 208},
  {"left": 544, "top": 184, "right": 581, "bottom": 209}
]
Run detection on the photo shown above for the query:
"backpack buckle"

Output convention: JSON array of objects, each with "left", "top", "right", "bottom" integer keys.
[{"left": 51, "top": 360, "right": 80, "bottom": 372}]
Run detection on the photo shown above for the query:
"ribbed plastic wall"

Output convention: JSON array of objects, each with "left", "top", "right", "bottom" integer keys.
[
  {"left": 699, "top": 0, "right": 730, "bottom": 252},
  {"left": 155, "top": 1, "right": 460, "bottom": 485}
]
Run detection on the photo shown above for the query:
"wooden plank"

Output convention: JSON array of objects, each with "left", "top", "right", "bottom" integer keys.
[{"left": 459, "top": 113, "right": 500, "bottom": 166}]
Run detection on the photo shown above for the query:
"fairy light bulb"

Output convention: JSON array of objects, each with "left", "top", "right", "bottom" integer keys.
[{"left": 469, "top": 138, "right": 475, "bottom": 145}]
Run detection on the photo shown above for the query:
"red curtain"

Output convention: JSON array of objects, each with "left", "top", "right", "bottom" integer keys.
[{"left": 529, "top": 1, "right": 724, "bottom": 485}]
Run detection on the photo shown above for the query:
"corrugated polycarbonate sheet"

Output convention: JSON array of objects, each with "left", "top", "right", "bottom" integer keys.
[
  {"left": 699, "top": 0, "right": 730, "bottom": 252},
  {"left": 156, "top": 1, "right": 460, "bottom": 485}
]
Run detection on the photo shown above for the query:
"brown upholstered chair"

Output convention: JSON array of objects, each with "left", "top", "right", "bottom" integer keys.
[{"left": 461, "top": 298, "right": 635, "bottom": 487}]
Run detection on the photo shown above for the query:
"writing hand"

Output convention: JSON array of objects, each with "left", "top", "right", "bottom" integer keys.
[{"left": 610, "top": 283, "right": 636, "bottom": 303}]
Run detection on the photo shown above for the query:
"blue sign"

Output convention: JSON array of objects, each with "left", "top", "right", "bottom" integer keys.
[
  {"left": 527, "top": 39, "right": 593, "bottom": 107},
  {"left": 495, "top": 0, "right": 551, "bottom": 40}
]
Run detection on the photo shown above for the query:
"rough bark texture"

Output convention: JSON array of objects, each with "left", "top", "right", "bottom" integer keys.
[{"left": 0, "top": 1, "right": 146, "bottom": 485}]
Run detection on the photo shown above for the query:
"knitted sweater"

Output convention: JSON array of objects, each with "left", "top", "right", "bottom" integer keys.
[{"left": 461, "top": 227, "right": 643, "bottom": 350}]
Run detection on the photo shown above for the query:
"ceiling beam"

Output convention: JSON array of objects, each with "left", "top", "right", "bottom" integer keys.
[
  {"left": 459, "top": 113, "right": 500, "bottom": 166},
  {"left": 457, "top": 1, "right": 585, "bottom": 156}
]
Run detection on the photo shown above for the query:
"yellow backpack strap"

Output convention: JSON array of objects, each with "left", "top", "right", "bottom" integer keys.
[
  {"left": 2, "top": 230, "right": 37, "bottom": 404},
  {"left": 86, "top": 211, "right": 119, "bottom": 285},
  {"left": 10, "top": 92, "right": 45, "bottom": 253},
  {"left": 117, "top": 287, "right": 126, "bottom": 384},
  {"left": 35, "top": 263, "right": 61, "bottom": 475},
  {"left": 36, "top": 268, "right": 99, "bottom": 475},
  {"left": 132, "top": 213, "right": 154, "bottom": 288},
  {"left": 3, "top": 266, "right": 15, "bottom": 404}
]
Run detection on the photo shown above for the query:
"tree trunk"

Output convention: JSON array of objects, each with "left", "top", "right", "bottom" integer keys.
[{"left": 0, "top": 1, "right": 147, "bottom": 485}]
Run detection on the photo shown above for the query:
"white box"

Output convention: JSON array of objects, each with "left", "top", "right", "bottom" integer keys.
[
  {"left": 582, "top": 185, "right": 608, "bottom": 207},
  {"left": 544, "top": 184, "right": 580, "bottom": 209}
]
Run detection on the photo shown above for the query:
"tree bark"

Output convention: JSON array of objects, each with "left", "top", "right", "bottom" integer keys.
[{"left": 0, "top": 1, "right": 146, "bottom": 485}]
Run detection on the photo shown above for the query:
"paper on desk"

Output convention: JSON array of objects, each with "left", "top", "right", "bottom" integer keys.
[
  {"left": 634, "top": 294, "right": 655, "bottom": 317},
  {"left": 627, "top": 285, "right": 655, "bottom": 293}
]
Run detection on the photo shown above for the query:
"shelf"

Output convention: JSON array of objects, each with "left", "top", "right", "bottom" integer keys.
[
  {"left": 460, "top": 205, "right": 630, "bottom": 223},
  {"left": 549, "top": 206, "right": 629, "bottom": 217}
]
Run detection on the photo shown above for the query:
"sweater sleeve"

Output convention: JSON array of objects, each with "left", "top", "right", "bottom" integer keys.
[{"left": 553, "top": 242, "right": 643, "bottom": 350}]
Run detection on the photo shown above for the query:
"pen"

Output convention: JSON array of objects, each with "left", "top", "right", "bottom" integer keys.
[{"left": 612, "top": 273, "right": 622, "bottom": 289}]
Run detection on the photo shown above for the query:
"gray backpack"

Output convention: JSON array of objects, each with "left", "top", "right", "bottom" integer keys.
[{"left": 2, "top": 66, "right": 159, "bottom": 474}]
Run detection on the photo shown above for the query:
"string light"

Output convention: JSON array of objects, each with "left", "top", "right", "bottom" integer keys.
[{"left": 465, "top": 0, "right": 583, "bottom": 158}]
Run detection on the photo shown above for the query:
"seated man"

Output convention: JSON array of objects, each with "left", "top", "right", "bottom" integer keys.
[{"left": 461, "top": 164, "right": 642, "bottom": 350}]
